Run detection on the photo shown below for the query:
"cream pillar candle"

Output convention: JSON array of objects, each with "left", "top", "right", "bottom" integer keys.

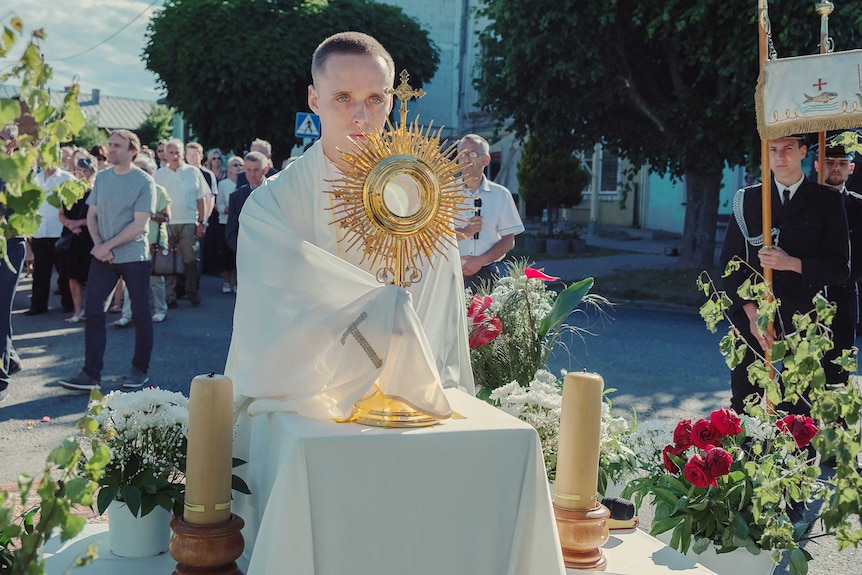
[
  {"left": 184, "top": 373, "right": 234, "bottom": 525},
  {"left": 554, "top": 370, "right": 604, "bottom": 511}
]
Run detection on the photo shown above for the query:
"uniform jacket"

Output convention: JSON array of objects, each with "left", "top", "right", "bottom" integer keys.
[{"left": 721, "top": 178, "right": 849, "bottom": 329}]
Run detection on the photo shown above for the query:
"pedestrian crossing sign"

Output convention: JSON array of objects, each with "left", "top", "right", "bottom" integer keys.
[{"left": 295, "top": 112, "right": 321, "bottom": 138}]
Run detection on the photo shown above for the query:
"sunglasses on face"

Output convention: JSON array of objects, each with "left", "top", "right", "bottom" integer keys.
[{"left": 77, "top": 158, "right": 94, "bottom": 169}]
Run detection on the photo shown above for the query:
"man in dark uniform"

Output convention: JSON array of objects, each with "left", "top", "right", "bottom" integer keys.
[
  {"left": 720, "top": 134, "right": 850, "bottom": 414},
  {"left": 815, "top": 139, "right": 862, "bottom": 386}
]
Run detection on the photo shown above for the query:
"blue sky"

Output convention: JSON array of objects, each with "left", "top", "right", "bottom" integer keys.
[{"left": 6, "top": 1, "right": 163, "bottom": 101}]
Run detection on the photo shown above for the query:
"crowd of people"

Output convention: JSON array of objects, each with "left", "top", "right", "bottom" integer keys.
[{"left": 0, "top": 125, "right": 285, "bottom": 399}]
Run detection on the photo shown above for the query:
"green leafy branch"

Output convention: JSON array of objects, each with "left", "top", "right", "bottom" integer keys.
[
  {"left": 696, "top": 257, "right": 862, "bottom": 563},
  {"left": 0, "top": 437, "right": 110, "bottom": 575},
  {"left": 0, "top": 15, "right": 86, "bottom": 261}
]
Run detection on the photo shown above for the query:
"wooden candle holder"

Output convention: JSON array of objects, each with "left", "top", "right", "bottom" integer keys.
[
  {"left": 170, "top": 513, "right": 245, "bottom": 575},
  {"left": 553, "top": 502, "right": 610, "bottom": 571}
]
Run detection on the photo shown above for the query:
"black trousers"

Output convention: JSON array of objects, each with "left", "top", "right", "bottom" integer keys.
[
  {"left": 0, "top": 238, "right": 25, "bottom": 387},
  {"left": 729, "top": 308, "right": 818, "bottom": 417},
  {"left": 29, "top": 237, "right": 59, "bottom": 311}
]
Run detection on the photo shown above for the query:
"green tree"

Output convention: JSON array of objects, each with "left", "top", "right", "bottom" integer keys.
[
  {"left": 517, "top": 136, "right": 590, "bottom": 235},
  {"left": 70, "top": 114, "right": 108, "bottom": 151},
  {"left": 136, "top": 103, "right": 175, "bottom": 150},
  {"left": 0, "top": 17, "right": 87, "bottom": 262},
  {"left": 143, "top": 0, "right": 439, "bottom": 156},
  {"left": 475, "top": 1, "right": 862, "bottom": 268}
]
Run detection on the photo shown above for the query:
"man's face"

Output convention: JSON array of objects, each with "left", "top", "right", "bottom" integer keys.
[
  {"left": 108, "top": 134, "right": 133, "bottom": 166},
  {"left": 308, "top": 53, "right": 393, "bottom": 163},
  {"left": 768, "top": 138, "right": 806, "bottom": 183},
  {"left": 156, "top": 144, "right": 166, "bottom": 160},
  {"left": 165, "top": 143, "right": 183, "bottom": 169},
  {"left": 244, "top": 159, "right": 267, "bottom": 188},
  {"left": 457, "top": 139, "right": 489, "bottom": 185},
  {"left": 817, "top": 157, "right": 855, "bottom": 189}
]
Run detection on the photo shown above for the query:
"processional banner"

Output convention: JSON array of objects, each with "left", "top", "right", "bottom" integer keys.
[{"left": 756, "top": 49, "right": 862, "bottom": 141}]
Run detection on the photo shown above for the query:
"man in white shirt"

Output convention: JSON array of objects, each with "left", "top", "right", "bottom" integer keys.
[
  {"left": 154, "top": 139, "right": 209, "bottom": 307},
  {"left": 454, "top": 134, "right": 524, "bottom": 291},
  {"left": 30, "top": 164, "right": 76, "bottom": 314}
]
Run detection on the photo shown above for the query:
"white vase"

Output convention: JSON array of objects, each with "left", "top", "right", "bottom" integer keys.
[
  {"left": 107, "top": 500, "right": 172, "bottom": 557},
  {"left": 657, "top": 531, "right": 776, "bottom": 575}
]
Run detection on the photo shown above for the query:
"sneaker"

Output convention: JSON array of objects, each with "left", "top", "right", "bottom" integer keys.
[
  {"left": 59, "top": 371, "right": 100, "bottom": 391},
  {"left": 113, "top": 317, "right": 132, "bottom": 328},
  {"left": 152, "top": 313, "right": 166, "bottom": 323},
  {"left": 189, "top": 295, "right": 201, "bottom": 307},
  {"left": 222, "top": 282, "right": 232, "bottom": 294},
  {"left": 123, "top": 368, "right": 150, "bottom": 389},
  {"left": 167, "top": 300, "right": 178, "bottom": 309}
]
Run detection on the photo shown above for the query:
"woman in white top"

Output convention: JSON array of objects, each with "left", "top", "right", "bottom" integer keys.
[{"left": 216, "top": 156, "right": 244, "bottom": 293}]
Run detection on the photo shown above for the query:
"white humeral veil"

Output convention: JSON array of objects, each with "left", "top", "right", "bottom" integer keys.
[{"left": 225, "top": 141, "right": 474, "bottom": 421}]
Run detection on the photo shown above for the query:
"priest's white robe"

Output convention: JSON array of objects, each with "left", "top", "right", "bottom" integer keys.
[{"left": 225, "top": 141, "right": 475, "bottom": 421}]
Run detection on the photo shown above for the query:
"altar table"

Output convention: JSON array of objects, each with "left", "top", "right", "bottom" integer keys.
[{"left": 232, "top": 388, "right": 567, "bottom": 575}]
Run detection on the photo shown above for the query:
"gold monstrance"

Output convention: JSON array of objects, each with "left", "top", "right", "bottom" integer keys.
[{"left": 327, "top": 70, "right": 467, "bottom": 427}]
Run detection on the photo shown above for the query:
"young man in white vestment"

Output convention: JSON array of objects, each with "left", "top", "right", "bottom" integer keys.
[{"left": 226, "top": 32, "right": 474, "bottom": 423}]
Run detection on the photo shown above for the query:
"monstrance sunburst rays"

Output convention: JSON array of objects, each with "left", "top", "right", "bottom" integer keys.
[{"left": 326, "top": 70, "right": 467, "bottom": 287}]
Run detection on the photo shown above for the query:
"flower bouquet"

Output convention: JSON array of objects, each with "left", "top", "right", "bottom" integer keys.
[
  {"left": 696, "top": 264, "right": 862, "bottom": 572},
  {"left": 80, "top": 388, "right": 189, "bottom": 518},
  {"left": 466, "top": 259, "right": 606, "bottom": 392},
  {"left": 624, "top": 404, "right": 822, "bottom": 569},
  {"left": 490, "top": 369, "right": 637, "bottom": 490}
]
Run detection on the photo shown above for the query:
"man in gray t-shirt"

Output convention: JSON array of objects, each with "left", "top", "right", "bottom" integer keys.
[{"left": 60, "top": 130, "right": 156, "bottom": 392}]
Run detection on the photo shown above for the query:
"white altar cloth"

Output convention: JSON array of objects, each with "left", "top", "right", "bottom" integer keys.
[{"left": 232, "top": 388, "right": 567, "bottom": 575}]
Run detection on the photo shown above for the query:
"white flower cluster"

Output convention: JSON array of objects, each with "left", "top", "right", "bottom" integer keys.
[
  {"left": 487, "top": 275, "right": 554, "bottom": 324},
  {"left": 89, "top": 388, "right": 189, "bottom": 481},
  {"left": 625, "top": 418, "right": 676, "bottom": 475},
  {"left": 490, "top": 369, "right": 635, "bottom": 482}
]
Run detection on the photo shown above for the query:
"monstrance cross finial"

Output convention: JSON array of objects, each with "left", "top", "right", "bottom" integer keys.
[{"left": 386, "top": 69, "right": 425, "bottom": 125}]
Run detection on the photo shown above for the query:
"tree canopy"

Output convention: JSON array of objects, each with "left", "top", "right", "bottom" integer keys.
[
  {"left": 475, "top": 0, "right": 862, "bottom": 267},
  {"left": 144, "top": 0, "right": 439, "bottom": 159}
]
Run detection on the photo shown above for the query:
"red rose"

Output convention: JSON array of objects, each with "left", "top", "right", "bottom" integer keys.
[
  {"left": 709, "top": 407, "right": 742, "bottom": 438},
  {"left": 776, "top": 414, "right": 819, "bottom": 448},
  {"left": 684, "top": 454, "right": 716, "bottom": 488},
  {"left": 662, "top": 444, "right": 686, "bottom": 474},
  {"left": 690, "top": 418, "right": 718, "bottom": 450},
  {"left": 673, "top": 419, "right": 693, "bottom": 449},
  {"left": 705, "top": 447, "right": 733, "bottom": 478}
]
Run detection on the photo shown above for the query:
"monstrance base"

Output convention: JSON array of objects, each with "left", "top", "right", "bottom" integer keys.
[{"left": 351, "top": 388, "right": 441, "bottom": 428}]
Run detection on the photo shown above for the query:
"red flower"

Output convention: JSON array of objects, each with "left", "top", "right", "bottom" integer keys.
[
  {"left": 684, "top": 454, "right": 716, "bottom": 488},
  {"left": 524, "top": 268, "right": 559, "bottom": 282},
  {"left": 673, "top": 419, "right": 693, "bottom": 449},
  {"left": 705, "top": 447, "right": 733, "bottom": 478},
  {"left": 709, "top": 407, "right": 742, "bottom": 438},
  {"left": 776, "top": 414, "right": 819, "bottom": 449},
  {"left": 469, "top": 316, "right": 502, "bottom": 349},
  {"left": 690, "top": 418, "right": 719, "bottom": 450},
  {"left": 662, "top": 444, "right": 687, "bottom": 474}
]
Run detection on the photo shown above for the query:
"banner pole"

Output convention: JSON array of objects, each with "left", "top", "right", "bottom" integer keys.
[
  {"left": 815, "top": 2, "right": 835, "bottom": 184},
  {"left": 758, "top": 0, "right": 777, "bottom": 410}
]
